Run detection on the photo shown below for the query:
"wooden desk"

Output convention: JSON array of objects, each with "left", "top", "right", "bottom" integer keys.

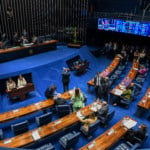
[
  {"left": 87, "top": 55, "right": 121, "bottom": 92},
  {"left": 110, "top": 60, "right": 139, "bottom": 98},
  {"left": 0, "top": 90, "right": 73, "bottom": 123},
  {"left": 0, "top": 40, "right": 58, "bottom": 62},
  {"left": 136, "top": 88, "right": 150, "bottom": 117},
  {"left": 79, "top": 116, "right": 137, "bottom": 150},
  {"left": 67, "top": 43, "right": 82, "bottom": 48},
  {"left": 6, "top": 83, "right": 35, "bottom": 100},
  {"left": 0, "top": 102, "right": 101, "bottom": 148}
]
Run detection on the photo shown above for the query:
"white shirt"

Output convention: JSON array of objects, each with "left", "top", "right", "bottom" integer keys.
[{"left": 17, "top": 78, "right": 27, "bottom": 88}]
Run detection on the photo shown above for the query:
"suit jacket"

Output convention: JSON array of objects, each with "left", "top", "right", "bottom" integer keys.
[{"left": 98, "top": 104, "right": 109, "bottom": 117}]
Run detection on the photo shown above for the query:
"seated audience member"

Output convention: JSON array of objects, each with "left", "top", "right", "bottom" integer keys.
[
  {"left": 13, "top": 32, "right": 19, "bottom": 46},
  {"left": 6, "top": 78, "right": 16, "bottom": 91},
  {"left": 45, "top": 85, "right": 58, "bottom": 99},
  {"left": 19, "top": 36, "right": 29, "bottom": 46},
  {"left": 17, "top": 75, "right": 27, "bottom": 88},
  {"left": 71, "top": 88, "right": 84, "bottom": 112},
  {"left": 139, "top": 49, "right": 146, "bottom": 64},
  {"left": 32, "top": 34, "right": 38, "bottom": 44},
  {"left": 97, "top": 101, "right": 109, "bottom": 117},
  {"left": 0, "top": 33, "right": 8, "bottom": 49},
  {"left": 22, "top": 29, "right": 28, "bottom": 38},
  {"left": 138, "top": 65, "right": 147, "bottom": 76},
  {"left": 124, "top": 124, "right": 147, "bottom": 144},
  {"left": 113, "top": 85, "right": 133, "bottom": 106},
  {"left": 79, "top": 113, "right": 97, "bottom": 131}
]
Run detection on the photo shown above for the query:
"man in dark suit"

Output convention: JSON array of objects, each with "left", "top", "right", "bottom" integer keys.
[
  {"left": 45, "top": 85, "right": 57, "bottom": 99},
  {"left": 102, "top": 77, "right": 110, "bottom": 102},
  {"left": 62, "top": 68, "right": 70, "bottom": 92},
  {"left": 97, "top": 101, "right": 109, "bottom": 117}
]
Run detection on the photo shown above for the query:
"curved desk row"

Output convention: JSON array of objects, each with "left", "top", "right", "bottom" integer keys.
[
  {"left": 79, "top": 116, "right": 137, "bottom": 150},
  {"left": 136, "top": 88, "right": 150, "bottom": 117},
  {"left": 0, "top": 90, "right": 73, "bottom": 123},
  {"left": 0, "top": 40, "right": 58, "bottom": 62},
  {"left": 110, "top": 59, "right": 139, "bottom": 99},
  {"left": 0, "top": 102, "right": 101, "bottom": 148},
  {"left": 87, "top": 55, "right": 121, "bottom": 92}
]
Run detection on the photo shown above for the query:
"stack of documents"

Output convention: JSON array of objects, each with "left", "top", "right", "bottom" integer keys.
[
  {"left": 123, "top": 119, "right": 137, "bottom": 129},
  {"left": 32, "top": 130, "right": 41, "bottom": 141},
  {"left": 76, "top": 111, "right": 85, "bottom": 119}
]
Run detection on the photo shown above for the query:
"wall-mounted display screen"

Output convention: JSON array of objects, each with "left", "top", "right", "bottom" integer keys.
[{"left": 98, "top": 18, "right": 150, "bottom": 37}]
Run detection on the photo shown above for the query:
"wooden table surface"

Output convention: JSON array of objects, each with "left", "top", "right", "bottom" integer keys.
[
  {"left": 137, "top": 88, "right": 150, "bottom": 109},
  {"left": 0, "top": 40, "right": 58, "bottom": 54},
  {"left": 0, "top": 90, "right": 73, "bottom": 123},
  {"left": 79, "top": 116, "right": 137, "bottom": 150},
  {"left": 0, "top": 102, "right": 101, "bottom": 148},
  {"left": 110, "top": 59, "right": 139, "bottom": 96},
  {"left": 87, "top": 55, "right": 121, "bottom": 86}
]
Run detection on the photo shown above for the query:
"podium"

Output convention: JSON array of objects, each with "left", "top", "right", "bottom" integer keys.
[{"left": 7, "top": 83, "right": 35, "bottom": 100}]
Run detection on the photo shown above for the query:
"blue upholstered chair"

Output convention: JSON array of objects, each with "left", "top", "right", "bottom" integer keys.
[
  {"left": 120, "top": 98, "right": 131, "bottom": 108},
  {"left": 36, "top": 112, "right": 52, "bottom": 126},
  {"left": 56, "top": 104, "right": 72, "bottom": 117},
  {"left": 98, "top": 110, "right": 115, "bottom": 126},
  {"left": 36, "top": 142, "right": 55, "bottom": 150},
  {"left": 59, "top": 131, "right": 80, "bottom": 149},
  {"left": 0, "top": 129, "right": 3, "bottom": 140},
  {"left": 11, "top": 120, "right": 29, "bottom": 136},
  {"left": 80, "top": 119, "right": 100, "bottom": 137},
  {"left": 135, "top": 77, "right": 145, "bottom": 85}
]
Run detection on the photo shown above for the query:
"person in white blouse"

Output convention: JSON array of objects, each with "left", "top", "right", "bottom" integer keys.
[
  {"left": 6, "top": 78, "right": 16, "bottom": 91},
  {"left": 17, "top": 75, "right": 27, "bottom": 88}
]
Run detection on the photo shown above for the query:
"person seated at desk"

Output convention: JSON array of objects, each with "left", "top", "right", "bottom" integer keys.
[
  {"left": 113, "top": 85, "right": 133, "bottom": 106},
  {"left": 32, "top": 34, "right": 38, "bottom": 44},
  {"left": 45, "top": 85, "right": 58, "bottom": 99},
  {"left": 124, "top": 124, "right": 147, "bottom": 144},
  {"left": 6, "top": 78, "right": 16, "bottom": 92},
  {"left": 138, "top": 65, "right": 147, "bottom": 76},
  {"left": 71, "top": 88, "right": 84, "bottom": 112},
  {"left": 13, "top": 32, "right": 19, "bottom": 46},
  {"left": 97, "top": 101, "right": 109, "bottom": 117},
  {"left": 17, "top": 75, "right": 27, "bottom": 88},
  {"left": 79, "top": 113, "right": 97, "bottom": 131},
  {"left": 19, "top": 36, "right": 29, "bottom": 46},
  {"left": 0, "top": 33, "right": 8, "bottom": 49}
]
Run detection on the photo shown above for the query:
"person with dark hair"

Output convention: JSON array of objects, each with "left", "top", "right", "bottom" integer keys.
[
  {"left": 97, "top": 101, "right": 109, "bottom": 117},
  {"left": 0, "top": 33, "right": 8, "bottom": 49},
  {"left": 22, "top": 29, "right": 28, "bottom": 38},
  {"left": 32, "top": 34, "right": 38, "bottom": 44},
  {"left": 124, "top": 124, "right": 147, "bottom": 144},
  {"left": 62, "top": 67, "right": 70, "bottom": 92},
  {"left": 6, "top": 78, "right": 16, "bottom": 92},
  {"left": 45, "top": 85, "right": 57, "bottom": 99},
  {"left": 94, "top": 72, "right": 103, "bottom": 100},
  {"left": 13, "top": 32, "right": 19, "bottom": 46},
  {"left": 113, "top": 85, "right": 133, "bottom": 106},
  {"left": 102, "top": 77, "right": 110, "bottom": 102},
  {"left": 71, "top": 88, "right": 84, "bottom": 112}
]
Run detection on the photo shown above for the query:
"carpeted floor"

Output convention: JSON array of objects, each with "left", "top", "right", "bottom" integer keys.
[{"left": 0, "top": 45, "right": 150, "bottom": 149}]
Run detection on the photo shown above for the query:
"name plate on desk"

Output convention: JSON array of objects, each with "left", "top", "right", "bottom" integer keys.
[
  {"left": 88, "top": 141, "right": 96, "bottom": 149},
  {"left": 4, "top": 139, "right": 12, "bottom": 144},
  {"left": 54, "top": 120, "right": 62, "bottom": 125},
  {"left": 32, "top": 130, "right": 41, "bottom": 141}
]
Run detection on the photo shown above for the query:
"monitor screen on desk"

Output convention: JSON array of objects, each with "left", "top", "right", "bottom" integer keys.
[{"left": 98, "top": 18, "right": 150, "bottom": 37}]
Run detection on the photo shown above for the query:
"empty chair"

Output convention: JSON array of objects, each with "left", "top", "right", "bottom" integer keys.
[
  {"left": 113, "top": 141, "right": 141, "bottom": 150},
  {"left": 11, "top": 120, "right": 28, "bottom": 136},
  {"left": 135, "top": 77, "right": 144, "bottom": 84},
  {"left": 114, "top": 70, "right": 122, "bottom": 76},
  {"left": 36, "top": 112, "right": 52, "bottom": 126},
  {"left": 80, "top": 119, "right": 100, "bottom": 137},
  {"left": 120, "top": 98, "right": 131, "bottom": 108},
  {"left": 59, "top": 131, "right": 80, "bottom": 149},
  {"left": 98, "top": 110, "right": 115, "bottom": 127},
  {"left": 56, "top": 104, "right": 72, "bottom": 117},
  {"left": 0, "top": 129, "right": 3, "bottom": 140},
  {"left": 36, "top": 142, "right": 55, "bottom": 150}
]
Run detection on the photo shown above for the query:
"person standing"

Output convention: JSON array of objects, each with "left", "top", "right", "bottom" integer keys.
[
  {"left": 94, "top": 72, "right": 103, "bottom": 100},
  {"left": 102, "top": 77, "right": 110, "bottom": 102},
  {"left": 71, "top": 88, "right": 84, "bottom": 112},
  {"left": 62, "top": 67, "right": 70, "bottom": 92}
]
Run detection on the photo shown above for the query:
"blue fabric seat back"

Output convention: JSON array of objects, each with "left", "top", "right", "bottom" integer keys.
[
  {"left": 11, "top": 120, "right": 28, "bottom": 136},
  {"left": 36, "top": 112, "right": 52, "bottom": 126},
  {"left": 0, "top": 129, "right": 3, "bottom": 140},
  {"left": 56, "top": 104, "right": 71, "bottom": 117}
]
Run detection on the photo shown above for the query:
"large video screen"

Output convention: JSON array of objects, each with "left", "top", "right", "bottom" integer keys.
[{"left": 98, "top": 18, "right": 150, "bottom": 37}]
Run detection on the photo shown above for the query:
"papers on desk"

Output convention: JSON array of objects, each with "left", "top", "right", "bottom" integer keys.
[
  {"left": 4, "top": 139, "right": 12, "bottom": 144},
  {"left": 13, "top": 109, "right": 19, "bottom": 113},
  {"left": 133, "top": 67, "right": 138, "bottom": 70},
  {"left": 69, "top": 90, "right": 74, "bottom": 95},
  {"left": 88, "top": 141, "right": 96, "bottom": 149},
  {"left": 23, "top": 43, "right": 34, "bottom": 47},
  {"left": 32, "top": 130, "right": 41, "bottom": 141},
  {"left": 76, "top": 111, "right": 85, "bottom": 119},
  {"left": 122, "top": 118, "right": 137, "bottom": 129},
  {"left": 54, "top": 119, "right": 62, "bottom": 125},
  {"left": 114, "top": 89, "right": 123, "bottom": 96},
  {"left": 107, "top": 128, "right": 115, "bottom": 136},
  {"left": 90, "top": 102, "right": 102, "bottom": 112}
]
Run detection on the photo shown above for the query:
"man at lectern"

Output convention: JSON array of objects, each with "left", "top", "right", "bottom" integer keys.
[{"left": 17, "top": 75, "right": 27, "bottom": 88}]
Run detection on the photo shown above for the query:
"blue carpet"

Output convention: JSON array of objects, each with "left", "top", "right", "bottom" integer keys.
[{"left": 0, "top": 45, "right": 150, "bottom": 149}]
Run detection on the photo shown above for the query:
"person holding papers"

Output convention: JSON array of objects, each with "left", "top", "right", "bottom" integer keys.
[
  {"left": 17, "top": 75, "right": 27, "bottom": 88},
  {"left": 71, "top": 88, "right": 84, "bottom": 112},
  {"left": 79, "top": 113, "right": 97, "bottom": 131}
]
